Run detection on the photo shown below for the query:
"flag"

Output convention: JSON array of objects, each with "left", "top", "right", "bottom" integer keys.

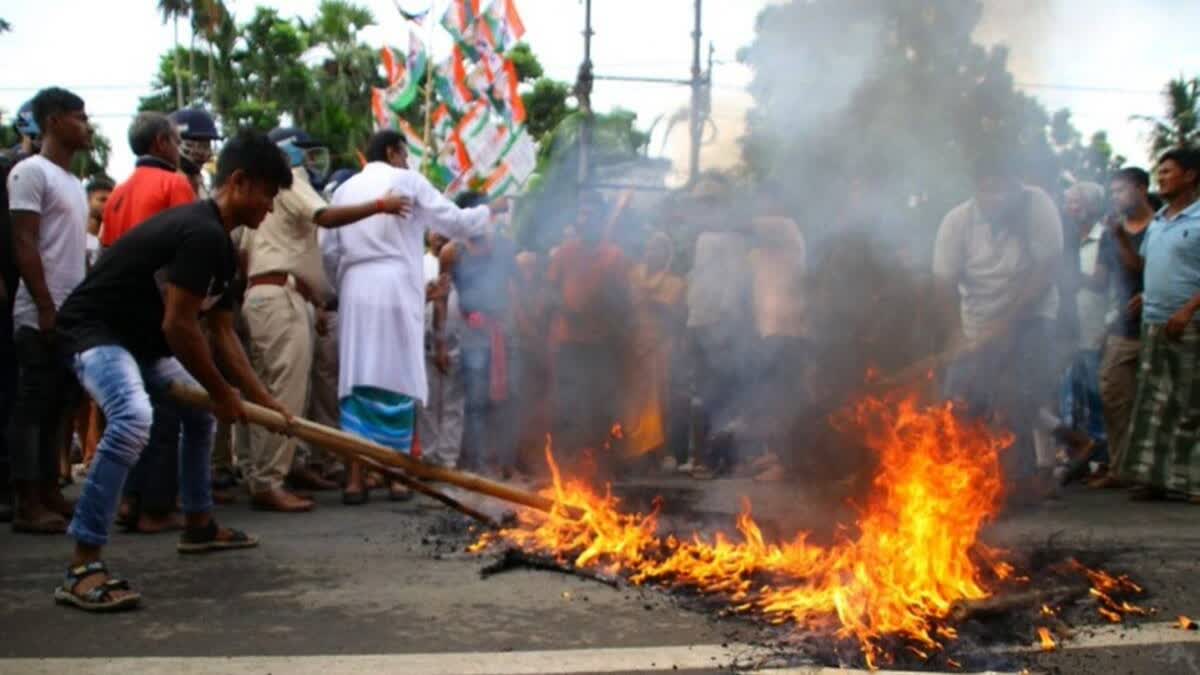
[
  {"left": 371, "top": 88, "right": 394, "bottom": 130},
  {"left": 397, "top": 118, "right": 427, "bottom": 169},
  {"left": 483, "top": 163, "right": 519, "bottom": 199},
  {"left": 440, "top": 0, "right": 483, "bottom": 59},
  {"left": 431, "top": 104, "right": 454, "bottom": 140},
  {"left": 433, "top": 48, "right": 476, "bottom": 113},
  {"left": 384, "top": 31, "right": 428, "bottom": 114},
  {"left": 380, "top": 47, "right": 403, "bottom": 87},
  {"left": 499, "top": 58, "right": 525, "bottom": 124},
  {"left": 483, "top": 0, "right": 525, "bottom": 52}
]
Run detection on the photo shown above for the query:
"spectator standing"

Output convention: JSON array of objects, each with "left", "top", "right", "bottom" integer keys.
[
  {"left": 1091, "top": 168, "right": 1156, "bottom": 488},
  {"left": 1115, "top": 149, "right": 1200, "bottom": 502},
  {"left": 101, "top": 111, "right": 196, "bottom": 534},
  {"left": 6, "top": 87, "right": 92, "bottom": 533},
  {"left": 239, "top": 127, "right": 409, "bottom": 512}
]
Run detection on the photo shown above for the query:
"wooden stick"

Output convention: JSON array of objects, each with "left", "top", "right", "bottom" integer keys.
[
  {"left": 948, "top": 583, "right": 1087, "bottom": 622},
  {"left": 480, "top": 547, "right": 621, "bottom": 588},
  {"left": 169, "top": 383, "right": 566, "bottom": 516},
  {"left": 356, "top": 454, "right": 499, "bottom": 528}
]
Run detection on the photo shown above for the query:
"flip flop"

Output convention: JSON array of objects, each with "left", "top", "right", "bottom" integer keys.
[
  {"left": 54, "top": 561, "right": 141, "bottom": 612},
  {"left": 177, "top": 520, "right": 259, "bottom": 554}
]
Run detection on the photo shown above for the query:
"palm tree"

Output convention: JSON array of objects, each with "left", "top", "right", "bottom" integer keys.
[
  {"left": 157, "top": 0, "right": 191, "bottom": 108},
  {"left": 1135, "top": 76, "right": 1200, "bottom": 156},
  {"left": 191, "top": 0, "right": 227, "bottom": 109}
]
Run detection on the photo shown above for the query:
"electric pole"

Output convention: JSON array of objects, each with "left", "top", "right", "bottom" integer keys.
[
  {"left": 688, "top": 0, "right": 704, "bottom": 187},
  {"left": 576, "top": 0, "right": 595, "bottom": 189}
]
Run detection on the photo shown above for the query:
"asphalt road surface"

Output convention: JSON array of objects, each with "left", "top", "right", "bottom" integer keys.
[{"left": 1, "top": 479, "right": 1198, "bottom": 674}]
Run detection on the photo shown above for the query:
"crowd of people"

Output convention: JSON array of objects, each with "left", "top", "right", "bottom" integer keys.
[{"left": 1, "top": 84, "right": 1198, "bottom": 612}]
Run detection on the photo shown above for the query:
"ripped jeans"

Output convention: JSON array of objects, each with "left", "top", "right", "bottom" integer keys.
[{"left": 68, "top": 346, "right": 215, "bottom": 547}]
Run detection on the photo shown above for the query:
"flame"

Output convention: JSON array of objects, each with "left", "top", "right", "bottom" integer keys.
[
  {"left": 475, "top": 395, "right": 1012, "bottom": 666},
  {"left": 1178, "top": 616, "right": 1197, "bottom": 631},
  {"left": 1037, "top": 627, "right": 1057, "bottom": 651}
]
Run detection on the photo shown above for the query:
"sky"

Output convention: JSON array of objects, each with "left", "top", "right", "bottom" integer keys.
[{"left": 1, "top": 0, "right": 1197, "bottom": 183}]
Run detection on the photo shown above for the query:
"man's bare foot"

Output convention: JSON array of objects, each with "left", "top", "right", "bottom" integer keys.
[
  {"left": 134, "top": 511, "right": 185, "bottom": 533},
  {"left": 250, "top": 488, "right": 315, "bottom": 513}
]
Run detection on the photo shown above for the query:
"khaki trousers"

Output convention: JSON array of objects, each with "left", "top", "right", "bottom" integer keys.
[
  {"left": 299, "top": 311, "right": 341, "bottom": 471},
  {"left": 1099, "top": 334, "right": 1141, "bottom": 470},
  {"left": 242, "top": 285, "right": 315, "bottom": 493}
]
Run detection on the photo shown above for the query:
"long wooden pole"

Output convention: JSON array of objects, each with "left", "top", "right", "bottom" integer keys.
[{"left": 169, "top": 383, "right": 559, "bottom": 514}]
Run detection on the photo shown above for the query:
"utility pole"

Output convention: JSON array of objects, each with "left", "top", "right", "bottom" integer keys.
[
  {"left": 576, "top": 0, "right": 595, "bottom": 189},
  {"left": 687, "top": 0, "right": 704, "bottom": 187}
]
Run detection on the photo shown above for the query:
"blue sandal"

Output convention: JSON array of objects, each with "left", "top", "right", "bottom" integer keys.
[{"left": 53, "top": 561, "right": 141, "bottom": 612}]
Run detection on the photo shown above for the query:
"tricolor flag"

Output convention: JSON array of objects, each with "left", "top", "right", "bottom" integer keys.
[
  {"left": 384, "top": 31, "right": 428, "bottom": 114},
  {"left": 483, "top": 0, "right": 525, "bottom": 52},
  {"left": 440, "top": 0, "right": 483, "bottom": 59},
  {"left": 483, "top": 163, "right": 518, "bottom": 199},
  {"left": 371, "top": 88, "right": 393, "bottom": 130},
  {"left": 433, "top": 48, "right": 476, "bottom": 113},
  {"left": 499, "top": 58, "right": 525, "bottom": 124},
  {"left": 431, "top": 104, "right": 454, "bottom": 140},
  {"left": 380, "top": 47, "right": 404, "bottom": 87},
  {"left": 397, "top": 118, "right": 427, "bottom": 169}
]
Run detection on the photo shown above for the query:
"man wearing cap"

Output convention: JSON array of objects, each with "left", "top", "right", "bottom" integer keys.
[{"left": 239, "top": 127, "right": 411, "bottom": 512}]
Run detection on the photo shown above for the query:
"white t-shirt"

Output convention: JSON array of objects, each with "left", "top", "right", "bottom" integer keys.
[
  {"left": 6, "top": 155, "right": 88, "bottom": 331},
  {"left": 932, "top": 185, "right": 1064, "bottom": 341}
]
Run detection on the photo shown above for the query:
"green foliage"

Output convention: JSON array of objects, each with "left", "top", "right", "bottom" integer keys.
[
  {"left": 139, "top": 47, "right": 211, "bottom": 112},
  {"left": 0, "top": 17, "right": 11, "bottom": 33},
  {"left": 1134, "top": 76, "right": 1200, "bottom": 156},
  {"left": 506, "top": 42, "right": 542, "bottom": 82},
  {"left": 71, "top": 130, "right": 112, "bottom": 182},
  {"left": 522, "top": 78, "right": 571, "bottom": 140}
]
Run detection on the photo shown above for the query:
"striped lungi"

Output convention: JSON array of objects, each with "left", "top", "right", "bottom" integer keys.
[
  {"left": 340, "top": 385, "right": 416, "bottom": 455},
  {"left": 1115, "top": 324, "right": 1200, "bottom": 497}
]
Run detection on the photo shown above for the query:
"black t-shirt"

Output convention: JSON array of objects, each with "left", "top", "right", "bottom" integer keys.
[
  {"left": 58, "top": 199, "right": 237, "bottom": 359},
  {"left": 1098, "top": 227, "right": 1147, "bottom": 339}
]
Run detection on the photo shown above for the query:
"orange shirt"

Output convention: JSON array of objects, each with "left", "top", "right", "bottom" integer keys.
[
  {"left": 548, "top": 239, "right": 631, "bottom": 345},
  {"left": 101, "top": 157, "right": 196, "bottom": 246}
]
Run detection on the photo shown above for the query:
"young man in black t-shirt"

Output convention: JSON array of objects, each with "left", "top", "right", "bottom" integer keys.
[
  {"left": 1092, "top": 167, "right": 1155, "bottom": 488},
  {"left": 52, "top": 131, "right": 294, "bottom": 612}
]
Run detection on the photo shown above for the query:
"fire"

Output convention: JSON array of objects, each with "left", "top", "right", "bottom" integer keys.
[
  {"left": 475, "top": 394, "right": 1012, "bottom": 667},
  {"left": 1072, "top": 560, "right": 1147, "bottom": 623},
  {"left": 1037, "top": 627, "right": 1057, "bottom": 652},
  {"left": 1178, "top": 616, "right": 1198, "bottom": 631}
]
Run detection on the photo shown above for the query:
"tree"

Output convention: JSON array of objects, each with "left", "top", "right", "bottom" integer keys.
[
  {"left": 1135, "top": 76, "right": 1200, "bottom": 155},
  {"left": 139, "top": 46, "right": 212, "bottom": 113},
  {"left": 156, "top": 0, "right": 191, "bottom": 108},
  {"left": 71, "top": 130, "right": 112, "bottom": 182},
  {"left": 522, "top": 78, "right": 571, "bottom": 140},
  {"left": 0, "top": 18, "right": 11, "bottom": 34}
]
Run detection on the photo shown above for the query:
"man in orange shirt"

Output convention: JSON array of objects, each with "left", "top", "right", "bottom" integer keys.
[
  {"left": 101, "top": 111, "right": 196, "bottom": 533},
  {"left": 101, "top": 112, "right": 194, "bottom": 247}
]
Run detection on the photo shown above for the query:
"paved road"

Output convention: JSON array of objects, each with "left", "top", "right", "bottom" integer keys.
[{"left": 0, "top": 481, "right": 1198, "bottom": 674}]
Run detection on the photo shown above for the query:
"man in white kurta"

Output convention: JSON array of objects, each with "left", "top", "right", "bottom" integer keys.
[{"left": 322, "top": 131, "right": 502, "bottom": 500}]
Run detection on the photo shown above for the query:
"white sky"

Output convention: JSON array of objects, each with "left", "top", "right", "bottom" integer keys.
[{"left": 1, "top": 0, "right": 1197, "bottom": 182}]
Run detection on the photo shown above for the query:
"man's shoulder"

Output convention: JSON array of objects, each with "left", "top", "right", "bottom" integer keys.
[{"left": 941, "top": 199, "right": 974, "bottom": 229}]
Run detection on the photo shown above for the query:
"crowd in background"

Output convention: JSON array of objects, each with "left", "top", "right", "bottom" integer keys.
[{"left": 2, "top": 84, "right": 1200, "bottom": 558}]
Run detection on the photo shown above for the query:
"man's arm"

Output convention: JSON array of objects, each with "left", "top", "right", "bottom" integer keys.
[
  {"left": 1112, "top": 225, "right": 1145, "bottom": 273},
  {"left": 204, "top": 308, "right": 286, "bottom": 414},
  {"left": 11, "top": 211, "right": 56, "bottom": 332},
  {"left": 313, "top": 193, "right": 410, "bottom": 228},
  {"left": 411, "top": 172, "right": 504, "bottom": 240},
  {"left": 162, "top": 284, "right": 245, "bottom": 422},
  {"left": 432, "top": 242, "right": 458, "bottom": 374}
]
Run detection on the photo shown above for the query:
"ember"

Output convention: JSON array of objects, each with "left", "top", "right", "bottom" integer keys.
[
  {"left": 1036, "top": 627, "right": 1057, "bottom": 652},
  {"left": 1178, "top": 616, "right": 1198, "bottom": 631}
]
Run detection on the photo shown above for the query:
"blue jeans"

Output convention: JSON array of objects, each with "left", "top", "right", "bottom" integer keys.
[
  {"left": 68, "top": 346, "right": 215, "bottom": 547},
  {"left": 460, "top": 337, "right": 517, "bottom": 470}
]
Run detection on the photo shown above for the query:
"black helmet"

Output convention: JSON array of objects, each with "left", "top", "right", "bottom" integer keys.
[
  {"left": 170, "top": 107, "right": 221, "bottom": 141},
  {"left": 170, "top": 107, "right": 220, "bottom": 176}
]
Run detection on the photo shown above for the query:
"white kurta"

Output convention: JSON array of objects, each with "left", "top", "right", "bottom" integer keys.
[{"left": 322, "top": 162, "right": 490, "bottom": 404}]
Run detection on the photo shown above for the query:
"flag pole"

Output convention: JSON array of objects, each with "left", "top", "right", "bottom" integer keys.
[{"left": 421, "top": 3, "right": 437, "bottom": 172}]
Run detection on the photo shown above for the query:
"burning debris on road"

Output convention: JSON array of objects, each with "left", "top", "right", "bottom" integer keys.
[{"left": 471, "top": 392, "right": 1152, "bottom": 670}]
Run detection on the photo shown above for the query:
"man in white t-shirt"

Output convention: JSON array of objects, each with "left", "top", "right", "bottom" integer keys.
[
  {"left": 933, "top": 155, "right": 1064, "bottom": 496},
  {"left": 6, "top": 87, "right": 92, "bottom": 533}
]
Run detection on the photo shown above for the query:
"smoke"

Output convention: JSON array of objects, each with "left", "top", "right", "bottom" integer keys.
[{"left": 499, "top": 0, "right": 1074, "bottom": 527}]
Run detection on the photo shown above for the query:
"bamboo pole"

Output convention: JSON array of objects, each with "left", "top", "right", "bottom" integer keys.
[{"left": 169, "top": 383, "right": 559, "bottom": 515}]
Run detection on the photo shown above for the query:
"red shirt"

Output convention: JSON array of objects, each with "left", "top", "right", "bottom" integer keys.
[
  {"left": 101, "top": 157, "right": 196, "bottom": 246},
  {"left": 547, "top": 239, "right": 631, "bottom": 345}
]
